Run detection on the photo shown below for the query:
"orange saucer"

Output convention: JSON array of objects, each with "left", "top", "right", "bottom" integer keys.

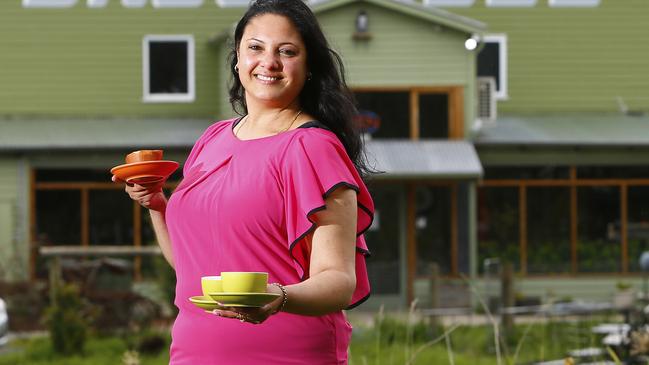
[{"left": 111, "top": 160, "right": 179, "bottom": 185}]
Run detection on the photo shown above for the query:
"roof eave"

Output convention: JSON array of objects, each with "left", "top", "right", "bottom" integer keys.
[{"left": 312, "top": 0, "right": 486, "bottom": 34}]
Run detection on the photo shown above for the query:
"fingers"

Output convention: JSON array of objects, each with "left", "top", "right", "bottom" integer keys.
[{"left": 212, "top": 306, "right": 269, "bottom": 325}]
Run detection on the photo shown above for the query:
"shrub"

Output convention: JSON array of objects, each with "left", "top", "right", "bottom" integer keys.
[
  {"left": 44, "top": 283, "right": 90, "bottom": 355},
  {"left": 135, "top": 331, "right": 168, "bottom": 355},
  {"left": 154, "top": 256, "right": 177, "bottom": 316},
  {"left": 374, "top": 315, "right": 433, "bottom": 345}
]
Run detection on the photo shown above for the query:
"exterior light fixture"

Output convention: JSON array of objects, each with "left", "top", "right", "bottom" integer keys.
[
  {"left": 465, "top": 36, "right": 478, "bottom": 50},
  {"left": 353, "top": 10, "right": 372, "bottom": 40}
]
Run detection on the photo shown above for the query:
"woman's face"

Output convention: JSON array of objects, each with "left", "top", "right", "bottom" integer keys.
[{"left": 237, "top": 14, "right": 308, "bottom": 109}]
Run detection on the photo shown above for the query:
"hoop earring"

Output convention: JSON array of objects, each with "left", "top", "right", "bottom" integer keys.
[
  {"left": 234, "top": 65, "right": 239, "bottom": 73},
  {"left": 307, "top": 72, "right": 312, "bottom": 81}
]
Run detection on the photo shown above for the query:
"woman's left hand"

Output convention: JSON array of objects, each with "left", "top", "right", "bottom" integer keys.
[{"left": 212, "top": 284, "right": 283, "bottom": 324}]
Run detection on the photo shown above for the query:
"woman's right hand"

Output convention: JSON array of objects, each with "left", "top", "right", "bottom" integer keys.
[{"left": 112, "top": 176, "right": 167, "bottom": 212}]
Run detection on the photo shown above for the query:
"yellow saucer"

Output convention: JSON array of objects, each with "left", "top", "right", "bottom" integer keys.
[
  {"left": 188, "top": 295, "right": 221, "bottom": 312},
  {"left": 208, "top": 292, "right": 280, "bottom": 308}
]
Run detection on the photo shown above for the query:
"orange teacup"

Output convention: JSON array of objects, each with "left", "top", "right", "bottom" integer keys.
[{"left": 125, "top": 149, "right": 163, "bottom": 164}]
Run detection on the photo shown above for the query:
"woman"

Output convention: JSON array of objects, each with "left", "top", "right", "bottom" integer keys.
[{"left": 116, "top": 0, "right": 374, "bottom": 363}]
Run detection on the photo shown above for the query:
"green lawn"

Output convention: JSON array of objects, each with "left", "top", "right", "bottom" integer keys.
[{"left": 0, "top": 318, "right": 610, "bottom": 365}]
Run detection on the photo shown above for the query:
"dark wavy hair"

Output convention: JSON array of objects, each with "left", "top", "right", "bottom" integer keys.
[{"left": 228, "top": 0, "right": 372, "bottom": 177}]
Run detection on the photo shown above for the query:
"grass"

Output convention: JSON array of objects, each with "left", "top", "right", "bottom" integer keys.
[
  {"left": 0, "top": 317, "right": 610, "bottom": 365},
  {"left": 349, "top": 318, "right": 606, "bottom": 365},
  {"left": 0, "top": 335, "right": 169, "bottom": 365}
]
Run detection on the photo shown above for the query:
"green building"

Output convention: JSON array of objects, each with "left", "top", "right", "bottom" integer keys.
[{"left": 1, "top": 0, "right": 646, "bottom": 309}]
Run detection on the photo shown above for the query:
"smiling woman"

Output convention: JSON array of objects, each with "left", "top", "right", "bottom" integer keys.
[{"left": 114, "top": 0, "right": 375, "bottom": 364}]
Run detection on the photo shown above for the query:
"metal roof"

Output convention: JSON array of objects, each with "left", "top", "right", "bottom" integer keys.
[
  {"left": 0, "top": 118, "right": 214, "bottom": 151},
  {"left": 365, "top": 139, "right": 483, "bottom": 179},
  {"left": 311, "top": 0, "right": 486, "bottom": 35},
  {"left": 474, "top": 114, "right": 649, "bottom": 147},
  {"left": 0, "top": 119, "right": 484, "bottom": 180}
]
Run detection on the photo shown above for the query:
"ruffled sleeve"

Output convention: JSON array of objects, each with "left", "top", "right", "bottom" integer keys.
[{"left": 281, "top": 128, "right": 374, "bottom": 309}]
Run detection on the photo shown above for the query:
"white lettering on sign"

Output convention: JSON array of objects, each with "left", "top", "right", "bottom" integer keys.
[
  {"left": 215, "top": 0, "right": 249, "bottom": 7},
  {"left": 23, "top": 0, "right": 601, "bottom": 9},
  {"left": 87, "top": 0, "right": 107, "bottom": 7},
  {"left": 486, "top": 0, "right": 537, "bottom": 7},
  {"left": 122, "top": 0, "right": 147, "bottom": 7},
  {"left": 152, "top": 0, "right": 203, "bottom": 7},
  {"left": 549, "top": 0, "right": 600, "bottom": 7},
  {"left": 23, "top": 0, "right": 150, "bottom": 7},
  {"left": 22, "top": 0, "right": 77, "bottom": 7},
  {"left": 424, "top": 0, "right": 474, "bottom": 7}
]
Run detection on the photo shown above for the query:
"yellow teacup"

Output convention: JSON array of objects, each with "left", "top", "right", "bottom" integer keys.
[
  {"left": 221, "top": 272, "right": 268, "bottom": 293},
  {"left": 201, "top": 276, "right": 223, "bottom": 297}
]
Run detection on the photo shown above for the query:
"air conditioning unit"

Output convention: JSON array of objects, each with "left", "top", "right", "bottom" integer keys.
[{"left": 477, "top": 77, "right": 497, "bottom": 123}]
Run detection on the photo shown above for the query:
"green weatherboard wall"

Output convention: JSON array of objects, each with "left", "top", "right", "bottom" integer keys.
[
  {"left": 450, "top": 0, "right": 649, "bottom": 114},
  {"left": 0, "top": 2, "right": 242, "bottom": 118},
  {"left": 1, "top": 0, "right": 479, "bottom": 129}
]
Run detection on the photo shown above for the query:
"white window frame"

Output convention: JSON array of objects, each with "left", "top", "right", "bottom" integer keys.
[
  {"left": 142, "top": 35, "right": 195, "bottom": 103},
  {"left": 486, "top": 0, "right": 536, "bottom": 7},
  {"left": 549, "top": 0, "right": 600, "bottom": 7},
  {"left": 479, "top": 34, "right": 508, "bottom": 100},
  {"left": 215, "top": 0, "right": 248, "bottom": 7},
  {"left": 152, "top": 0, "right": 203, "bottom": 7},
  {"left": 423, "top": 0, "right": 474, "bottom": 7},
  {"left": 23, "top": 0, "right": 77, "bottom": 8}
]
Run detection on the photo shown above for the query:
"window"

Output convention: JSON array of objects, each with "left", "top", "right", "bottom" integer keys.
[
  {"left": 486, "top": 0, "right": 536, "bottom": 6},
  {"left": 353, "top": 88, "right": 462, "bottom": 140},
  {"left": 365, "top": 185, "right": 402, "bottom": 294},
  {"left": 577, "top": 186, "right": 620, "bottom": 272},
  {"left": 478, "top": 34, "right": 508, "bottom": 100},
  {"left": 143, "top": 35, "right": 195, "bottom": 103},
  {"left": 423, "top": 0, "right": 474, "bottom": 7},
  {"left": 354, "top": 92, "right": 410, "bottom": 139},
  {"left": 419, "top": 93, "right": 449, "bottom": 139},
  {"left": 33, "top": 168, "right": 181, "bottom": 280},
  {"left": 627, "top": 186, "right": 649, "bottom": 273},
  {"left": 549, "top": 0, "right": 600, "bottom": 7},
  {"left": 416, "top": 186, "right": 452, "bottom": 275},
  {"left": 477, "top": 187, "right": 520, "bottom": 273},
  {"left": 527, "top": 187, "right": 571, "bottom": 273}
]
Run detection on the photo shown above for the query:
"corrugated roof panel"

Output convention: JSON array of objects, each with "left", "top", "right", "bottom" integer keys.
[
  {"left": 365, "top": 140, "right": 483, "bottom": 179},
  {"left": 475, "top": 114, "right": 649, "bottom": 146},
  {"left": 0, "top": 118, "right": 213, "bottom": 150}
]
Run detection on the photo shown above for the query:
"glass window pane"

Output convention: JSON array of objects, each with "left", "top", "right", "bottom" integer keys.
[
  {"left": 478, "top": 42, "right": 501, "bottom": 91},
  {"left": 89, "top": 190, "right": 134, "bottom": 245},
  {"left": 478, "top": 187, "right": 520, "bottom": 273},
  {"left": 149, "top": 41, "right": 188, "bottom": 94},
  {"left": 36, "top": 190, "right": 81, "bottom": 245},
  {"left": 527, "top": 187, "right": 571, "bottom": 273},
  {"left": 416, "top": 186, "right": 451, "bottom": 275},
  {"left": 36, "top": 168, "right": 112, "bottom": 182},
  {"left": 354, "top": 92, "right": 409, "bottom": 139},
  {"left": 365, "top": 184, "right": 401, "bottom": 294},
  {"left": 628, "top": 186, "right": 649, "bottom": 272},
  {"left": 578, "top": 186, "right": 620, "bottom": 272},
  {"left": 419, "top": 94, "right": 448, "bottom": 139}
]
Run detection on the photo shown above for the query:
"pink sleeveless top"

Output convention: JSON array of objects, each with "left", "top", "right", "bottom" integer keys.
[{"left": 165, "top": 119, "right": 374, "bottom": 365}]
